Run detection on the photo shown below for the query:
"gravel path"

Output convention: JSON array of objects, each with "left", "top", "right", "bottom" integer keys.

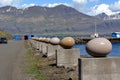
[{"left": 0, "top": 40, "right": 29, "bottom": 80}]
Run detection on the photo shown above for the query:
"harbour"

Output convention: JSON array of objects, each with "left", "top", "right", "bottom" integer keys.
[
  {"left": 73, "top": 41, "right": 120, "bottom": 56},
  {"left": 74, "top": 37, "right": 120, "bottom": 44}
]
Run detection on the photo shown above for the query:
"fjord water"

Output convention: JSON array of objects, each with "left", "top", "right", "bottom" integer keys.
[{"left": 73, "top": 43, "right": 120, "bottom": 56}]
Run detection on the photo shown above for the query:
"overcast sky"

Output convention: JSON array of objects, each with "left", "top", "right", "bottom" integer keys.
[{"left": 0, "top": 0, "right": 120, "bottom": 15}]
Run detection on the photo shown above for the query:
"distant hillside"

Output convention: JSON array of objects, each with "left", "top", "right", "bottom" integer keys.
[
  {"left": 0, "top": 30, "right": 12, "bottom": 39},
  {"left": 96, "top": 12, "right": 120, "bottom": 20},
  {"left": 0, "top": 5, "right": 120, "bottom": 35},
  {"left": 95, "top": 13, "right": 108, "bottom": 19}
]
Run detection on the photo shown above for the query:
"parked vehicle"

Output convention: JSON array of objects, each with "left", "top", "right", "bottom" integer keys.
[{"left": 0, "top": 37, "right": 7, "bottom": 43}]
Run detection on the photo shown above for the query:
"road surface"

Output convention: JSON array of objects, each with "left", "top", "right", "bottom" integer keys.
[{"left": 0, "top": 40, "right": 27, "bottom": 80}]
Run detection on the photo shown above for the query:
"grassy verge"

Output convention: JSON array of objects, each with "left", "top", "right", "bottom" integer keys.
[
  {"left": 24, "top": 41, "right": 48, "bottom": 80},
  {"left": 24, "top": 41, "right": 78, "bottom": 80}
]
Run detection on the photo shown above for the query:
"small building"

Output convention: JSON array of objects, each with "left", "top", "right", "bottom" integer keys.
[
  {"left": 24, "top": 35, "right": 36, "bottom": 40},
  {"left": 13, "top": 35, "right": 22, "bottom": 40},
  {"left": 13, "top": 35, "right": 37, "bottom": 40},
  {"left": 111, "top": 32, "right": 120, "bottom": 38}
]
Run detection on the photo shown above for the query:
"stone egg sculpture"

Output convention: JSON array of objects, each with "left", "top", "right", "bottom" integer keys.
[
  {"left": 86, "top": 38, "right": 112, "bottom": 57},
  {"left": 60, "top": 37, "right": 75, "bottom": 49},
  {"left": 38, "top": 37, "right": 42, "bottom": 41},
  {"left": 44, "top": 38, "right": 51, "bottom": 43},
  {"left": 41, "top": 37, "right": 46, "bottom": 42},
  {"left": 50, "top": 37, "right": 60, "bottom": 45},
  {"left": 35, "top": 38, "right": 39, "bottom": 41}
]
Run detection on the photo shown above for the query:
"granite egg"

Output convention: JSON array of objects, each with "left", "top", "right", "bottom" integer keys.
[
  {"left": 60, "top": 37, "right": 75, "bottom": 49},
  {"left": 50, "top": 37, "right": 60, "bottom": 45},
  {"left": 44, "top": 38, "right": 51, "bottom": 43},
  {"left": 41, "top": 37, "right": 46, "bottom": 42},
  {"left": 86, "top": 38, "right": 112, "bottom": 57}
]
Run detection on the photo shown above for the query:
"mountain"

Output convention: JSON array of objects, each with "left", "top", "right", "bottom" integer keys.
[
  {"left": 95, "top": 13, "right": 108, "bottom": 19},
  {"left": 96, "top": 12, "right": 120, "bottom": 20},
  {"left": 0, "top": 5, "right": 120, "bottom": 35},
  {"left": 108, "top": 13, "right": 120, "bottom": 20}
]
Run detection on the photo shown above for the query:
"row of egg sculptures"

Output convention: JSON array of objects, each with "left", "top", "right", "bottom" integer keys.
[
  {"left": 38, "top": 37, "right": 59, "bottom": 44},
  {"left": 33, "top": 37, "right": 41, "bottom": 42},
  {"left": 37, "top": 37, "right": 75, "bottom": 49},
  {"left": 33, "top": 37, "right": 112, "bottom": 57},
  {"left": 39, "top": 37, "right": 46, "bottom": 42},
  {"left": 31, "top": 37, "right": 38, "bottom": 41},
  {"left": 86, "top": 37, "right": 112, "bottom": 57},
  {"left": 50, "top": 37, "right": 75, "bottom": 49}
]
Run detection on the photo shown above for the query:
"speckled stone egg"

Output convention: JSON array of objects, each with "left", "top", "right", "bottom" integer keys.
[
  {"left": 86, "top": 38, "right": 112, "bottom": 57},
  {"left": 50, "top": 37, "right": 60, "bottom": 45},
  {"left": 60, "top": 37, "right": 75, "bottom": 49},
  {"left": 38, "top": 37, "right": 42, "bottom": 41},
  {"left": 44, "top": 38, "right": 51, "bottom": 43},
  {"left": 41, "top": 37, "right": 46, "bottom": 42}
]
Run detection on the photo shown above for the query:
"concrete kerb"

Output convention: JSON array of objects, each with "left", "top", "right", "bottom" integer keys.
[{"left": 78, "top": 57, "right": 120, "bottom": 80}]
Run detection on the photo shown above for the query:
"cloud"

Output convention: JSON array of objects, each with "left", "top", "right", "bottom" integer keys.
[
  {"left": 72, "top": 0, "right": 98, "bottom": 14},
  {"left": 73, "top": 0, "right": 87, "bottom": 4},
  {"left": 89, "top": 0, "right": 98, "bottom": 2},
  {"left": 109, "top": 0, "right": 120, "bottom": 12},
  {"left": 0, "top": 0, "right": 12, "bottom": 6},
  {"left": 0, "top": 0, "right": 22, "bottom": 6},
  {"left": 72, "top": 0, "right": 88, "bottom": 13},
  {"left": 88, "top": 1, "right": 120, "bottom": 15},
  {"left": 72, "top": 0, "right": 120, "bottom": 15},
  {"left": 72, "top": 0, "right": 98, "bottom": 4},
  {"left": 90, "top": 4, "right": 113, "bottom": 15},
  {"left": 42, "top": 3, "right": 70, "bottom": 7}
]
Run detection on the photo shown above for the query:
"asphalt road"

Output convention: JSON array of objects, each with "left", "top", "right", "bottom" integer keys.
[{"left": 0, "top": 40, "right": 27, "bottom": 80}]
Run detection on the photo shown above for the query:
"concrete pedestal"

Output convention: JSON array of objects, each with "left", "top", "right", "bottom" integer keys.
[
  {"left": 31, "top": 40, "right": 37, "bottom": 49},
  {"left": 29, "top": 39, "right": 34, "bottom": 47},
  {"left": 36, "top": 41, "right": 39, "bottom": 50},
  {"left": 46, "top": 44, "right": 61, "bottom": 57},
  {"left": 56, "top": 48, "right": 80, "bottom": 68},
  {"left": 41, "top": 43, "right": 48, "bottom": 55},
  {"left": 79, "top": 57, "right": 120, "bottom": 80},
  {"left": 38, "top": 42, "right": 42, "bottom": 53}
]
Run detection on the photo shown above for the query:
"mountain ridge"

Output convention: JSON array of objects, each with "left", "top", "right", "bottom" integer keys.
[
  {"left": 96, "top": 12, "right": 120, "bottom": 20},
  {"left": 0, "top": 5, "right": 120, "bottom": 35}
]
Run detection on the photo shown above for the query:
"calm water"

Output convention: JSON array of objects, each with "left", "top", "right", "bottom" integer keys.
[{"left": 73, "top": 43, "right": 120, "bottom": 56}]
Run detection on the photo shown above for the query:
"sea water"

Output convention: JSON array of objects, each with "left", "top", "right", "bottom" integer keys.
[{"left": 73, "top": 43, "right": 120, "bottom": 56}]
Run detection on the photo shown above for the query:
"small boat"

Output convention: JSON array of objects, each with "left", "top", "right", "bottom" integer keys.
[
  {"left": 91, "top": 33, "right": 99, "bottom": 38},
  {"left": 90, "top": 22, "right": 99, "bottom": 38}
]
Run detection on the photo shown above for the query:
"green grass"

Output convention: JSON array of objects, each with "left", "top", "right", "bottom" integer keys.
[
  {"left": 24, "top": 41, "right": 48, "bottom": 80},
  {"left": 0, "top": 30, "right": 12, "bottom": 39},
  {"left": 24, "top": 41, "right": 78, "bottom": 80},
  {"left": 24, "top": 41, "right": 29, "bottom": 48}
]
